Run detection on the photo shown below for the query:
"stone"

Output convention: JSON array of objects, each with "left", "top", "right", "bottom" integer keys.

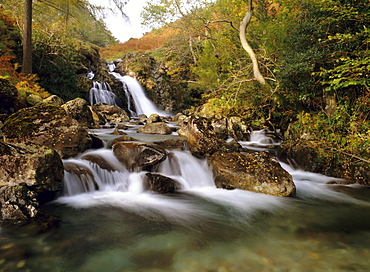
[
  {"left": 153, "top": 138, "right": 188, "bottom": 150},
  {"left": 147, "top": 113, "right": 162, "bottom": 124},
  {"left": 207, "top": 151, "right": 296, "bottom": 197},
  {"left": 0, "top": 142, "right": 63, "bottom": 222},
  {"left": 62, "top": 98, "right": 96, "bottom": 128},
  {"left": 40, "top": 95, "right": 65, "bottom": 106},
  {"left": 143, "top": 173, "right": 182, "bottom": 193},
  {"left": 26, "top": 93, "right": 43, "bottom": 106},
  {"left": 92, "top": 103, "right": 130, "bottom": 123},
  {"left": 137, "top": 122, "right": 172, "bottom": 135},
  {"left": 178, "top": 116, "right": 226, "bottom": 158},
  {"left": 2, "top": 104, "right": 92, "bottom": 159},
  {"left": 113, "top": 142, "right": 167, "bottom": 171}
]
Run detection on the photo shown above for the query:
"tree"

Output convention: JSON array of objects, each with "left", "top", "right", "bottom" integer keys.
[
  {"left": 18, "top": 0, "right": 130, "bottom": 74},
  {"left": 21, "top": 0, "right": 32, "bottom": 73},
  {"left": 239, "top": 0, "right": 265, "bottom": 84}
]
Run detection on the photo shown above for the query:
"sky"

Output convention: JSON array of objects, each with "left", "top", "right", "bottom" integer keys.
[{"left": 88, "top": 0, "right": 150, "bottom": 43}]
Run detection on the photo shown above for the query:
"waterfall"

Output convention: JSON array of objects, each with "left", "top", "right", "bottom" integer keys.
[
  {"left": 89, "top": 81, "right": 117, "bottom": 106},
  {"left": 110, "top": 72, "right": 167, "bottom": 117},
  {"left": 62, "top": 149, "right": 214, "bottom": 196}
]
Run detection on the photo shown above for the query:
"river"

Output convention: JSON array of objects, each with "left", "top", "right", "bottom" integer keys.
[{"left": 1, "top": 124, "right": 369, "bottom": 272}]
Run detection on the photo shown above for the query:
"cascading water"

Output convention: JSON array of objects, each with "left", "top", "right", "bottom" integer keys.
[
  {"left": 110, "top": 72, "right": 168, "bottom": 116},
  {"left": 2, "top": 124, "right": 370, "bottom": 272},
  {"left": 89, "top": 81, "right": 117, "bottom": 106}
]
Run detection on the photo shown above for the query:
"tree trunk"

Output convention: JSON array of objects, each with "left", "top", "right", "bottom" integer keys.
[
  {"left": 22, "top": 0, "right": 32, "bottom": 74},
  {"left": 239, "top": 0, "right": 265, "bottom": 84}
]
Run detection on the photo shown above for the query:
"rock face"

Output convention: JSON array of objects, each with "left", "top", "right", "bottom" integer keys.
[
  {"left": 0, "top": 142, "right": 63, "bottom": 221},
  {"left": 2, "top": 104, "right": 92, "bottom": 159},
  {"left": 62, "top": 98, "right": 96, "bottom": 128},
  {"left": 143, "top": 173, "right": 182, "bottom": 193},
  {"left": 208, "top": 151, "right": 296, "bottom": 197},
  {"left": 113, "top": 142, "right": 167, "bottom": 171},
  {"left": 92, "top": 103, "right": 130, "bottom": 123},
  {"left": 178, "top": 116, "right": 226, "bottom": 158},
  {"left": 137, "top": 122, "right": 173, "bottom": 135}
]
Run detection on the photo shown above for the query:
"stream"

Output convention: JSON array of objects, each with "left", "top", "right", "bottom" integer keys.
[{"left": 1, "top": 123, "right": 370, "bottom": 272}]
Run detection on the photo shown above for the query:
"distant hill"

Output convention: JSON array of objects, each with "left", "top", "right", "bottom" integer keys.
[{"left": 99, "top": 27, "right": 178, "bottom": 61}]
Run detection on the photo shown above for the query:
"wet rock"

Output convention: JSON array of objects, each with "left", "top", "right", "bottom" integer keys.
[
  {"left": 143, "top": 173, "right": 182, "bottom": 193},
  {"left": 178, "top": 116, "right": 226, "bottom": 158},
  {"left": 63, "top": 161, "right": 99, "bottom": 191},
  {"left": 207, "top": 151, "right": 296, "bottom": 197},
  {"left": 107, "top": 135, "right": 138, "bottom": 148},
  {"left": 92, "top": 103, "right": 130, "bottom": 123},
  {"left": 80, "top": 154, "right": 123, "bottom": 172},
  {"left": 111, "top": 128, "right": 126, "bottom": 135},
  {"left": 113, "top": 142, "right": 167, "bottom": 171},
  {"left": 137, "top": 122, "right": 172, "bottom": 135},
  {"left": 89, "top": 134, "right": 105, "bottom": 149},
  {"left": 0, "top": 185, "right": 39, "bottom": 221},
  {"left": 62, "top": 98, "right": 96, "bottom": 128},
  {"left": 153, "top": 138, "right": 188, "bottom": 150},
  {"left": 2, "top": 104, "right": 92, "bottom": 159},
  {"left": 0, "top": 142, "right": 63, "bottom": 222},
  {"left": 147, "top": 113, "right": 162, "bottom": 124}
]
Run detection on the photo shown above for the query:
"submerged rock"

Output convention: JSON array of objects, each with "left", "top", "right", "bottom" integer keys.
[
  {"left": 2, "top": 104, "right": 92, "bottom": 159},
  {"left": 208, "top": 151, "right": 296, "bottom": 197},
  {"left": 113, "top": 142, "right": 167, "bottom": 171},
  {"left": 0, "top": 142, "right": 63, "bottom": 222},
  {"left": 143, "top": 173, "right": 182, "bottom": 193},
  {"left": 137, "top": 122, "right": 172, "bottom": 135}
]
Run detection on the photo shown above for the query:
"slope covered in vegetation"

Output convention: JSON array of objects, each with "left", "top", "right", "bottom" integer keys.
[{"left": 102, "top": 0, "right": 369, "bottom": 168}]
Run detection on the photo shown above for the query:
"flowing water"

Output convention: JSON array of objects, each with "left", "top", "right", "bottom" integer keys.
[{"left": 1, "top": 126, "right": 370, "bottom": 272}]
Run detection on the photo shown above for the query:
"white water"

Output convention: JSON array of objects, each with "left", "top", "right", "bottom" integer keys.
[
  {"left": 89, "top": 81, "right": 117, "bottom": 106},
  {"left": 111, "top": 72, "right": 168, "bottom": 116},
  {"left": 239, "top": 129, "right": 281, "bottom": 148}
]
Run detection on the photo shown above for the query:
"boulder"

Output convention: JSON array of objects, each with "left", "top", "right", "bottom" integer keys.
[
  {"left": 208, "top": 151, "right": 296, "bottom": 197},
  {"left": 92, "top": 103, "right": 130, "bottom": 123},
  {"left": 113, "top": 142, "right": 167, "bottom": 171},
  {"left": 137, "top": 122, "right": 172, "bottom": 135},
  {"left": 147, "top": 113, "right": 162, "bottom": 124},
  {"left": 62, "top": 98, "right": 96, "bottom": 128},
  {"left": 178, "top": 116, "right": 226, "bottom": 158},
  {"left": 143, "top": 173, "right": 182, "bottom": 193},
  {"left": 26, "top": 93, "right": 43, "bottom": 106},
  {"left": 0, "top": 142, "right": 63, "bottom": 222},
  {"left": 39, "top": 95, "right": 65, "bottom": 106},
  {"left": 2, "top": 104, "right": 92, "bottom": 159}
]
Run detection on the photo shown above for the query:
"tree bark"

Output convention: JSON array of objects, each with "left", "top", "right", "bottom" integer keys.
[
  {"left": 239, "top": 0, "right": 265, "bottom": 84},
  {"left": 22, "top": 0, "right": 32, "bottom": 74}
]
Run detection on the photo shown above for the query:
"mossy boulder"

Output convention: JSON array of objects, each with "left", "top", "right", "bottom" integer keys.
[
  {"left": 62, "top": 98, "right": 96, "bottom": 128},
  {"left": 0, "top": 141, "right": 63, "bottom": 222},
  {"left": 208, "top": 151, "right": 296, "bottom": 197},
  {"left": 2, "top": 104, "right": 92, "bottom": 158}
]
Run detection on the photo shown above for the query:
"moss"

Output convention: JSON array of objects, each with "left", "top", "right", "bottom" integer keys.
[{"left": 2, "top": 104, "right": 66, "bottom": 139}]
